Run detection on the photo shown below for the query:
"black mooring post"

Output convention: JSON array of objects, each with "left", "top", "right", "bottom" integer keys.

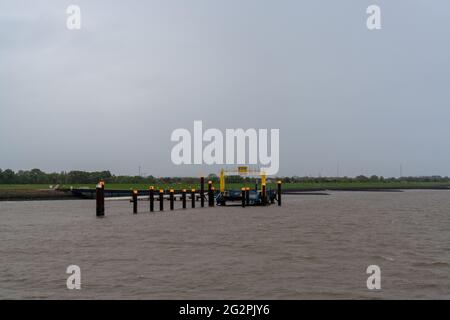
[
  {"left": 182, "top": 189, "right": 186, "bottom": 209},
  {"left": 132, "top": 190, "right": 138, "bottom": 214},
  {"left": 241, "top": 188, "right": 246, "bottom": 207},
  {"left": 149, "top": 186, "right": 154, "bottom": 212},
  {"left": 159, "top": 189, "right": 164, "bottom": 211},
  {"left": 211, "top": 187, "right": 215, "bottom": 207},
  {"left": 96, "top": 181, "right": 105, "bottom": 217},
  {"left": 96, "top": 187, "right": 102, "bottom": 216},
  {"left": 277, "top": 181, "right": 282, "bottom": 206},
  {"left": 200, "top": 177, "right": 205, "bottom": 207},
  {"left": 100, "top": 181, "right": 105, "bottom": 214},
  {"left": 262, "top": 184, "right": 267, "bottom": 206},
  {"left": 208, "top": 181, "right": 212, "bottom": 207},
  {"left": 245, "top": 187, "right": 250, "bottom": 206},
  {"left": 191, "top": 189, "right": 196, "bottom": 208},
  {"left": 169, "top": 189, "right": 174, "bottom": 210}
]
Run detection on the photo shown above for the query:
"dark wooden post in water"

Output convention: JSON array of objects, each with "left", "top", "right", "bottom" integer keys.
[
  {"left": 262, "top": 184, "right": 267, "bottom": 206},
  {"left": 200, "top": 177, "right": 205, "bottom": 207},
  {"left": 149, "top": 186, "right": 154, "bottom": 212},
  {"left": 96, "top": 181, "right": 105, "bottom": 217},
  {"left": 241, "top": 188, "right": 246, "bottom": 207},
  {"left": 132, "top": 190, "right": 138, "bottom": 214},
  {"left": 245, "top": 187, "right": 250, "bottom": 206},
  {"left": 159, "top": 189, "right": 164, "bottom": 211},
  {"left": 191, "top": 189, "right": 196, "bottom": 208},
  {"left": 169, "top": 189, "right": 174, "bottom": 210},
  {"left": 208, "top": 181, "right": 213, "bottom": 207},
  {"left": 277, "top": 181, "right": 282, "bottom": 206},
  {"left": 182, "top": 189, "right": 186, "bottom": 209}
]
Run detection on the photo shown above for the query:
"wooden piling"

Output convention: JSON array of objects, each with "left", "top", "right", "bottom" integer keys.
[
  {"left": 96, "top": 181, "right": 105, "bottom": 217},
  {"left": 149, "top": 186, "right": 154, "bottom": 212},
  {"left": 277, "top": 181, "right": 282, "bottom": 206},
  {"left": 262, "top": 184, "right": 267, "bottom": 206},
  {"left": 200, "top": 177, "right": 205, "bottom": 207},
  {"left": 191, "top": 188, "right": 196, "bottom": 208},
  {"left": 159, "top": 189, "right": 164, "bottom": 211},
  {"left": 169, "top": 189, "right": 174, "bottom": 210},
  {"left": 132, "top": 189, "right": 138, "bottom": 214},
  {"left": 208, "top": 181, "right": 213, "bottom": 207},
  {"left": 245, "top": 187, "right": 250, "bottom": 206},
  {"left": 211, "top": 187, "right": 215, "bottom": 207},
  {"left": 182, "top": 189, "right": 186, "bottom": 209},
  {"left": 241, "top": 188, "right": 246, "bottom": 207}
]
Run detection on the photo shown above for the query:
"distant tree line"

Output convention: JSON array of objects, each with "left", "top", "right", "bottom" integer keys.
[{"left": 0, "top": 168, "right": 449, "bottom": 185}]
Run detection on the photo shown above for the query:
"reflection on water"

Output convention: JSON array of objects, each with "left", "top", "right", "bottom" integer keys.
[{"left": 0, "top": 190, "right": 449, "bottom": 299}]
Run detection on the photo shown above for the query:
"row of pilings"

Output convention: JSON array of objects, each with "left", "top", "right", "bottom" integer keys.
[{"left": 96, "top": 177, "right": 281, "bottom": 217}]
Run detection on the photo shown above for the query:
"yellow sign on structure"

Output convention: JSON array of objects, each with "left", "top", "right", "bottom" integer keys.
[{"left": 238, "top": 166, "right": 248, "bottom": 174}]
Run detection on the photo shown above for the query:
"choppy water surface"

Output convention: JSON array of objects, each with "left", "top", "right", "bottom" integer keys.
[{"left": 1, "top": 190, "right": 449, "bottom": 299}]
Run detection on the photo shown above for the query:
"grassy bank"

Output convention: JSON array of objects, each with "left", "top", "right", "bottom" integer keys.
[
  {"left": 0, "top": 188, "right": 77, "bottom": 201},
  {"left": 0, "top": 184, "right": 51, "bottom": 190}
]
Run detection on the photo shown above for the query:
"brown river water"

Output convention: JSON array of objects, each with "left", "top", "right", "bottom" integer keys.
[{"left": 0, "top": 190, "right": 449, "bottom": 299}]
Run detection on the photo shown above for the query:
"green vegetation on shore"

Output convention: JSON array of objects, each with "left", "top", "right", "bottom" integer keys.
[{"left": 0, "top": 168, "right": 449, "bottom": 192}]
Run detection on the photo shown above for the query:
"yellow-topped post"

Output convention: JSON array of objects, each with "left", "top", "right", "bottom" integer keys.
[
  {"left": 169, "top": 189, "right": 174, "bottom": 210},
  {"left": 277, "top": 180, "right": 282, "bottom": 206},
  {"left": 208, "top": 181, "right": 213, "bottom": 207},
  {"left": 245, "top": 187, "right": 250, "bottom": 206},
  {"left": 182, "top": 189, "right": 187, "bottom": 209},
  {"left": 96, "top": 181, "right": 105, "bottom": 217},
  {"left": 191, "top": 188, "right": 196, "bottom": 208},
  {"left": 261, "top": 183, "right": 266, "bottom": 206},
  {"left": 132, "top": 189, "right": 138, "bottom": 214},
  {"left": 159, "top": 189, "right": 164, "bottom": 211},
  {"left": 149, "top": 186, "right": 154, "bottom": 212}
]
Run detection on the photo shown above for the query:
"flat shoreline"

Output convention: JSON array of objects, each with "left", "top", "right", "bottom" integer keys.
[
  {"left": 283, "top": 185, "right": 450, "bottom": 192},
  {"left": 0, "top": 189, "right": 78, "bottom": 201}
]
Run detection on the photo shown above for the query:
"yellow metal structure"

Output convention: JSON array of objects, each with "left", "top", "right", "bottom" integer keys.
[
  {"left": 261, "top": 172, "right": 266, "bottom": 186},
  {"left": 220, "top": 169, "right": 225, "bottom": 192},
  {"left": 219, "top": 167, "right": 268, "bottom": 192}
]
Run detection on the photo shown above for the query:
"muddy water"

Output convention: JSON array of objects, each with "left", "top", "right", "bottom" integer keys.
[{"left": 0, "top": 191, "right": 449, "bottom": 299}]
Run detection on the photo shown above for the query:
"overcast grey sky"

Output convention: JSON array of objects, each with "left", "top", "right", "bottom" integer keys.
[{"left": 1, "top": 0, "right": 449, "bottom": 177}]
